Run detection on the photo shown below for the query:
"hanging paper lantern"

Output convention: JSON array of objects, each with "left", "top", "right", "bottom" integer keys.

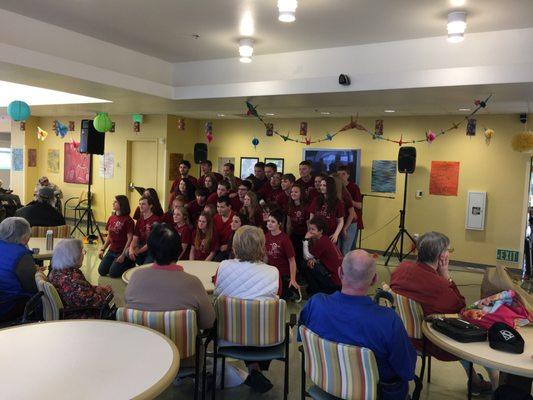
[
  {"left": 53, "top": 120, "right": 68, "bottom": 138},
  {"left": 37, "top": 127, "right": 48, "bottom": 141},
  {"left": 93, "top": 113, "right": 113, "bottom": 133},
  {"left": 426, "top": 130, "right": 436, "bottom": 143},
  {"left": 205, "top": 121, "right": 213, "bottom": 143},
  {"left": 474, "top": 99, "right": 487, "bottom": 108},
  {"left": 206, "top": 132, "right": 214, "bottom": 143},
  {"left": 252, "top": 137, "right": 259, "bottom": 149},
  {"left": 178, "top": 118, "right": 185, "bottom": 130},
  {"left": 300, "top": 122, "right": 308, "bottom": 136},
  {"left": 511, "top": 132, "right": 533, "bottom": 152},
  {"left": 266, "top": 123, "right": 274, "bottom": 136},
  {"left": 7, "top": 100, "right": 31, "bottom": 122}
]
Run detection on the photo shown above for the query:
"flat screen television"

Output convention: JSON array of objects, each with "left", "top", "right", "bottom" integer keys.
[{"left": 302, "top": 148, "right": 361, "bottom": 184}]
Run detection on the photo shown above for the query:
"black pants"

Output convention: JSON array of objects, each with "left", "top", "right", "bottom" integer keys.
[
  {"left": 525, "top": 237, "right": 531, "bottom": 278},
  {"left": 290, "top": 233, "right": 306, "bottom": 283},
  {"left": 302, "top": 261, "right": 339, "bottom": 296}
]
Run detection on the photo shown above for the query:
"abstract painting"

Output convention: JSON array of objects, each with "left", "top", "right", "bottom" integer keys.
[
  {"left": 47, "top": 149, "right": 59, "bottom": 173},
  {"left": 12, "top": 148, "right": 23, "bottom": 171},
  {"left": 27, "top": 148, "right": 37, "bottom": 167},
  {"left": 429, "top": 161, "right": 460, "bottom": 196},
  {"left": 371, "top": 160, "right": 397, "bottom": 193}
]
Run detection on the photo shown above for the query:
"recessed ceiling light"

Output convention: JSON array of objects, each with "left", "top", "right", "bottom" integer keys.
[
  {"left": 320, "top": 112, "right": 331, "bottom": 115},
  {"left": 384, "top": 109, "right": 396, "bottom": 113},
  {"left": 447, "top": 11, "right": 467, "bottom": 43},
  {"left": 239, "top": 38, "right": 254, "bottom": 63},
  {"left": 278, "top": 0, "right": 298, "bottom": 22},
  {"left": 217, "top": 114, "right": 225, "bottom": 117},
  {"left": 458, "top": 108, "right": 471, "bottom": 112},
  {"left": 265, "top": 113, "right": 275, "bottom": 116},
  {"left": 239, "top": 11, "right": 254, "bottom": 36},
  {"left": 451, "top": 0, "right": 466, "bottom": 6},
  {"left": 0, "top": 80, "right": 111, "bottom": 106}
]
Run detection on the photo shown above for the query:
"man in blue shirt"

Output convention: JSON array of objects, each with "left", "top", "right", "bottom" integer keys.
[{"left": 299, "top": 250, "right": 416, "bottom": 399}]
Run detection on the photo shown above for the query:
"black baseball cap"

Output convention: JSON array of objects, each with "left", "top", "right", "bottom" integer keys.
[{"left": 488, "top": 322, "right": 524, "bottom": 354}]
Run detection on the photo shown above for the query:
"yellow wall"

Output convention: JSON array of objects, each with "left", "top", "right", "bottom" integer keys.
[
  {"left": 200, "top": 115, "right": 530, "bottom": 267},
  {"left": 10, "top": 117, "right": 39, "bottom": 202}
]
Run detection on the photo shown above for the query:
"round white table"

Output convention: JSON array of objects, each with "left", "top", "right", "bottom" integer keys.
[
  {"left": 28, "top": 237, "right": 65, "bottom": 260},
  {"left": 0, "top": 320, "right": 179, "bottom": 400},
  {"left": 122, "top": 261, "right": 219, "bottom": 293}
]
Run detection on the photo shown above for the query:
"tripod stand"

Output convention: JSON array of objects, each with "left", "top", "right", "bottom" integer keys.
[
  {"left": 71, "top": 155, "right": 103, "bottom": 244},
  {"left": 383, "top": 172, "right": 416, "bottom": 266}
]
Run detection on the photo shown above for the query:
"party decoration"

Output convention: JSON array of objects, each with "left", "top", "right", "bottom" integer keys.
[
  {"left": 53, "top": 120, "right": 68, "bottom": 138},
  {"left": 7, "top": 100, "right": 30, "bottom": 121},
  {"left": 205, "top": 121, "right": 213, "bottom": 143},
  {"left": 484, "top": 128, "right": 494, "bottom": 144},
  {"left": 71, "top": 139, "right": 80, "bottom": 149},
  {"left": 375, "top": 119, "right": 384, "bottom": 136},
  {"left": 300, "top": 122, "right": 308, "bottom": 136},
  {"left": 426, "top": 130, "right": 436, "bottom": 143},
  {"left": 252, "top": 137, "right": 259, "bottom": 149},
  {"left": 110, "top": 122, "right": 115, "bottom": 133},
  {"left": 178, "top": 118, "right": 185, "bottom": 130},
  {"left": 93, "top": 113, "right": 113, "bottom": 133},
  {"left": 266, "top": 123, "right": 274, "bottom": 137},
  {"left": 68, "top": 121, "right": 75, "bottom": 131},
  {"left": 305, "top": 137, "right": 311, "bottom": 146},
  {"left": 132, "top": 114, "right": 143, "bottom": 123},
  {"left": 512, "top": 132, "right": 533, "bottom": 152},
  {"left": 244, "top": 93, "right": 493, "bottom": 146},
  {"left": 19, "top": 122, "right": 25, "bottom": 131},
  {"left": 466, "top": 119, "right": 476, "bottom": 136},
  {"left": 37, "top": 127, "right": 48, "bottom": 141}
]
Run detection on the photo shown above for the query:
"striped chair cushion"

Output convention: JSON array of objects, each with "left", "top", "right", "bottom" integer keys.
[
  {"left": 31, "top": 225, "right": 70, "bottom": 238},
  {"left": 116, "top": 308, "right": 197, "bottom": 359},
  {"left": 215, "top": 296, "right": 286, "bottom": 346},
  {"left": 34, "top": 271, "right": 63, "bottom": 321},
  {"left": 300, "top": 325, "right": 379, "bottom": 400},
  {"left": 391, "top": 291, "right": 424, "bottom": 340}
]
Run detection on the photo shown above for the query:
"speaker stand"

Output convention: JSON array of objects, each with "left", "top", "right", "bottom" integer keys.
[
  {"left": 383, "top": 172, "right": 416, "bottom": 266},
  {"left": 70, "top": 155, "right": 103, "bottom": 244}
]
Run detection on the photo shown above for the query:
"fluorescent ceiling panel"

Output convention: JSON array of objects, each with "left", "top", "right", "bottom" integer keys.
[{"left": 0, "top": 80, "right": 111, "bottom": 106}]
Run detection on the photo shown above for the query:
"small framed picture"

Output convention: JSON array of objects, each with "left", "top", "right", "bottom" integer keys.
[
  {"left": 240, "top": 157, "right": 259, "bottom": 180},
  {"left": 265, "top": 158, "right": 284, "bottom": 174}
]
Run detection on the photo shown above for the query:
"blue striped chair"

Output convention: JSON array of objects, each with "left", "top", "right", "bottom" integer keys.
[
  {"left": 116, "top": 307, "right": 203, "bottom": 400},
  {"left": 299, "top": 325, "right": 379, "bottom": 400},
  {"left": 211, "top": 296, "right": 296, "bottom": 400}
]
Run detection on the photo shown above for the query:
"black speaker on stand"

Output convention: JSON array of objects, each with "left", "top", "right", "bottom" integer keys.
[
  {"left": 71, "top": 120, "right": 104, "bottom": 244},
  {"left": 383, "top": 146, "right": 417, "bottom": 266}
]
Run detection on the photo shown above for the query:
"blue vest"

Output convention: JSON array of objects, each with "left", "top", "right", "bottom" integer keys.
[{"left": 0, "top": 240, "right": 33, "bottom": 316}]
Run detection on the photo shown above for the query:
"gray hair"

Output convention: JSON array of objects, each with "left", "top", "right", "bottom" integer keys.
[
  {"left": 341, "top": 250, "right": 376, "bottom": 289},
  {"left": 52, "top": 239, "right": 83, "bottom": 270},
  {"left": 0, "top": 217, "right": 31, "bottom": 244},
  {"left": 417, "top": 232, "right": 450, "bottom": 264}
]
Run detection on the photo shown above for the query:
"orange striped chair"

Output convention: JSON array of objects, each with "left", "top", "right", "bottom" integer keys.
[
  {"left": 299, "top": 325, "right": 379, "bottom": 400},
  {"left": 116, "top": 307, "right": 203, "bottom": 400},
  {"left": 211, "top": 296, "right": 296, "bottom": 400}
]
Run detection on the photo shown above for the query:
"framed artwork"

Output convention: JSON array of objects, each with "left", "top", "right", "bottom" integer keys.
[
  {"left": 27, "top": 149, "right": 37, "bottom": 167},
  {"left": 47, "top": 149, "right": 60, "bottom": 174},
  {"left": 168, "top": 153, "right": 183, "bottom": 180},
  {"left": 265, "top": 157, "right": 284, "bottom": 174},
  {"left": 240, "top": 157, "right": 259, "bottom": 180},
  {"left": 64, "top": 143, "right": 90, "bottom": 184},
  {"left": 371, "top": 160, "right": 397, "bottom": 193}
]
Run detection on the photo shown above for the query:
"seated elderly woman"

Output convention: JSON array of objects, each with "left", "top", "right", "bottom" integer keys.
[
  {"left": 214, "top": 225, "right": 280, "bottom": 393},
  {"left": 48, "top": 239, "right": 113, "bottom": 319},
  {"left": 0, "top": 217, "right": 39, "bottom": 322}
]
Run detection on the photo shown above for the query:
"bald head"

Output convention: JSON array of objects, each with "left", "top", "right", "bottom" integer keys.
[{"left": 341, "top": 250, "right": 376, "bottom": 291}]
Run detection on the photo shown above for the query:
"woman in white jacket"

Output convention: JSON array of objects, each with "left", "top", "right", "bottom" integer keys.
[{"left": 213, "top": 225, "right": 279, "bottom": 393}]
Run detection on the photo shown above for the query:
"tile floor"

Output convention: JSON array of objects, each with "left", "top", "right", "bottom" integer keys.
[{"left": 78, "top": 244, "right": 500, "bottom": 400}]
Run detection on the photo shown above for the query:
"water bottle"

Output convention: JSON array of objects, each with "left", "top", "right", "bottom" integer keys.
[{"left": 46, "top": 230, "right": 54, "bottom": 251}]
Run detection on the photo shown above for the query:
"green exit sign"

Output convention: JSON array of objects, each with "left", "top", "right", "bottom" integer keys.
[{"left": 496, "top": 249, "right": 520, "bottom": 263}]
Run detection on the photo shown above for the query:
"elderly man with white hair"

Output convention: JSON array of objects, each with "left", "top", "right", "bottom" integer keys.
[
  {"left": 0, "top": 217, "right": 40, "bottom": 322},
  {"left": 298, "top": 250, "right": 416, "bottom": 400},
  {"left": 48, "top": 239, "right": 113, "bottom": 319}
]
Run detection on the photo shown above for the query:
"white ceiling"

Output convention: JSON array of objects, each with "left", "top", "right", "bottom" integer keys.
[{"left": 1, "top": 0, "right": 533, "bottom": 62}]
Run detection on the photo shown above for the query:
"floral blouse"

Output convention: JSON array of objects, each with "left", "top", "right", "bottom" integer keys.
[{"left": 48, "top": 267, "right": 113, "bottom": 319}]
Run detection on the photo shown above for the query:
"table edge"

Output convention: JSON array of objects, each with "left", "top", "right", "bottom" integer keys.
[{"left": 422, "top": 321, "right": 533, "bottom": 378}]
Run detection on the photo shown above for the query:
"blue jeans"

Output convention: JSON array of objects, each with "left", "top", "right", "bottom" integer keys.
[
  {"left": 135, "top": 251, "right": 153, "bottom": 266},
  {"left": 98, "top": 250, "right": 134, "bottom": 278},
  {"left": 339, "top": 223, "right": 358, "bottom": 256}
]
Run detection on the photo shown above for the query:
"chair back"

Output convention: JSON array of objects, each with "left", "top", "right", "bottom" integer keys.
[
  {"left": 31, "top": 225, "right": 70, "bottom": 238},
  {"left": 300, "top": 325, "right": 379, "bottom": 400},
  {"left": 116, "top": 307, "right": 197, "bottom": 359},
  {"left": 215, "top": 296, "right": 286, "bottom": 346},
  {"left": 383, "top": 286, "right": 424, "bottom": 340},
  {"left": 34, "top": 271, "right": 64, "bottom": 320}
]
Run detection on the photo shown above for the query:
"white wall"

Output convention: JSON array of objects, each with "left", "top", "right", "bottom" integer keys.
[{"left": 0, "top": 132, "right": 11, "bottom": 189}]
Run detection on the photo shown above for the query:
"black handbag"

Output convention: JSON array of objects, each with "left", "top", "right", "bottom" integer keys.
[{"left": 431, "top": 317, "right": 487, "bottom": 343}]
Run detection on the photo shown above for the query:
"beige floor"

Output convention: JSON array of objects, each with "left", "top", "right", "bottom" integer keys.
[{"left": 78, "top": 244, "right": 502, "bottom": 400}]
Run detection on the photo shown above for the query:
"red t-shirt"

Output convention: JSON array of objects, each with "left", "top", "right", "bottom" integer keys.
[
  {"left": 296, "top": 176, "right": 315, "bottom": 196},
  {"left": 133, "top": 206, "right": 141, "bottom": 220},
  {"left": 133, "top": 214, "right": 160, "bottom": 244},
  {"left": 309, "top": 197, "right": 344, "bottom": 236},
  {"left": 192, "top": 230, "right": 219, "bottom": 260},
  {"left": 213, "top": 211, "right": 234, "bottom": 246},
  {"left": 309, "top": 235, "right": 342, "bottom": 286},
  {"left": 186, "top": 199, "right": 206, "bottom": 225},
  {"left": 341, "top": 189, "right": 355, "bottom": 221},
  {"left": 275, "top": 191, "right": 291, "bottom": 211},
  {"left": 265, "top": 231, "right": 295, "bottom": 277},
  {"left": 258, "top": 185, "right": 282, "bottom": 203},
  {"left": 346, "top": 182, "right": 364, "bottom": 229},
  {"left": 106, "top": 214, "right": 134, "bottom": 253},
  {"left": 170, "top": 175, "right": 198, "bottom": 194},
  {"left": 307, "top": 188, "right": 319, "bottom": 202},
  {"left": 288, "top": 203, "right": 310, "bottom": 236},
  {"left": 207, "top": 193, "right": 241, "bottom": 211},
  {"left": 159, "top": 212, "right": 174, "bottom": 225},
  {"left": 198, "top": 172, "right": 224, "bottom": 187},
  {"left": 174, "top": 223, "right": 192, "bottom": 260}
]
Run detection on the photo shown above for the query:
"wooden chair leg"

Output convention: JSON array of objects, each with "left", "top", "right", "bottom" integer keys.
[{"left": 467, "top": 362, "right": 473, "bottom": 400}]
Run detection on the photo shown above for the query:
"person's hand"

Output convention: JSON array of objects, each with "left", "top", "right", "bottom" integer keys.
[
  {"left": 307, "top": 259, "right": 316, "bottom": 268},
  {"left": 289, "top": 278, "right": 300, "bottom": 291},
  {"left": 98, "top": 249, "right": 104, "bottom": 260},
  {"left": 220, "top": 245, "right": 228, "bottom": 252},
  {"left": 228, "top": 192, "right": 237, "bottom": 198},
  {"left": 304, "top": 232, "right": 313, "bottom": 240},
  {"left": 330, "top": 233, "right": 339, "bottom": 244},
  {"left": 116, "top": 254, "right": 125, "bottom": 263},
  {"left": 103, "top": 284, "right": 113, "bottom": 292},
  {"left": 437, "top": 254, "right": 450, "bottom": 280},
  {"left": 36, "top": 264, "right": 47, "bottom": 273}
]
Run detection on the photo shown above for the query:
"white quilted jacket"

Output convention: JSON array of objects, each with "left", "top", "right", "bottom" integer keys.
[{"left": 214, "top": 260, "right": 279, "bottom": 300}]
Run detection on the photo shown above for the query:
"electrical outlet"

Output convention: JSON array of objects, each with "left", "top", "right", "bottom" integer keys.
[{"left": 415, "top": 190, "right": 423, "bottom": 198}]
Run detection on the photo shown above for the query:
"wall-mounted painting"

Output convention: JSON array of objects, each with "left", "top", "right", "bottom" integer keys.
[
  {"left": 240, "top": 157, "right": 259, "bottom": 180},
  {"left": 265, "top": 158, "right": 284, "bottom": 174}
]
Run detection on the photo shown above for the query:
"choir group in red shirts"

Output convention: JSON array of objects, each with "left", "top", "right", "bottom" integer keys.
[{"left": 98, "top": 159, "right": 363, "bottom": 298}]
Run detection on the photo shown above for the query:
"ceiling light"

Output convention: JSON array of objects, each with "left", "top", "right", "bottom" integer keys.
[
  {"left": 265, "top": 113, "right": 275, "bottom": 116},
  {"left": 450, "top": 0, "right": 466, "bottom": 6},
  {"left": 278, "top": 0, "right": 297, "bottom": 22},
  {"left": 0, "top": 80, "right": 111, "bottom": 106},
  {"left": 458, "top": 108, "right": 471, "bottom": 111},
  {"left": 384, "top": 109, "right": 396, "bottom": 113},
  {"left": 239, "top": 38, "right": 254, "bottom": 63},
  {"left": 447, "top": 11, "right": 467, "bottom": 43},
  {"left": 239, "top": 11, "right": 254, "bottom": 36},
  {"left": 217, "top": 114, "right": 225, "bottom": 117},
  {"left": 320, "top": 112, "right": 331, "bottom": 115}
]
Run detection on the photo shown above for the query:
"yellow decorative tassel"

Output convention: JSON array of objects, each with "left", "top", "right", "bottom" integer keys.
[{"left": 512, "top": 131, "right": 533, "bottom": 152}]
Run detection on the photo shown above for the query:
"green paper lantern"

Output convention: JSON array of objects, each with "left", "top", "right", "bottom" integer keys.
[{"left": 93, "top": 113, "right": 112, "bottom": 133}]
